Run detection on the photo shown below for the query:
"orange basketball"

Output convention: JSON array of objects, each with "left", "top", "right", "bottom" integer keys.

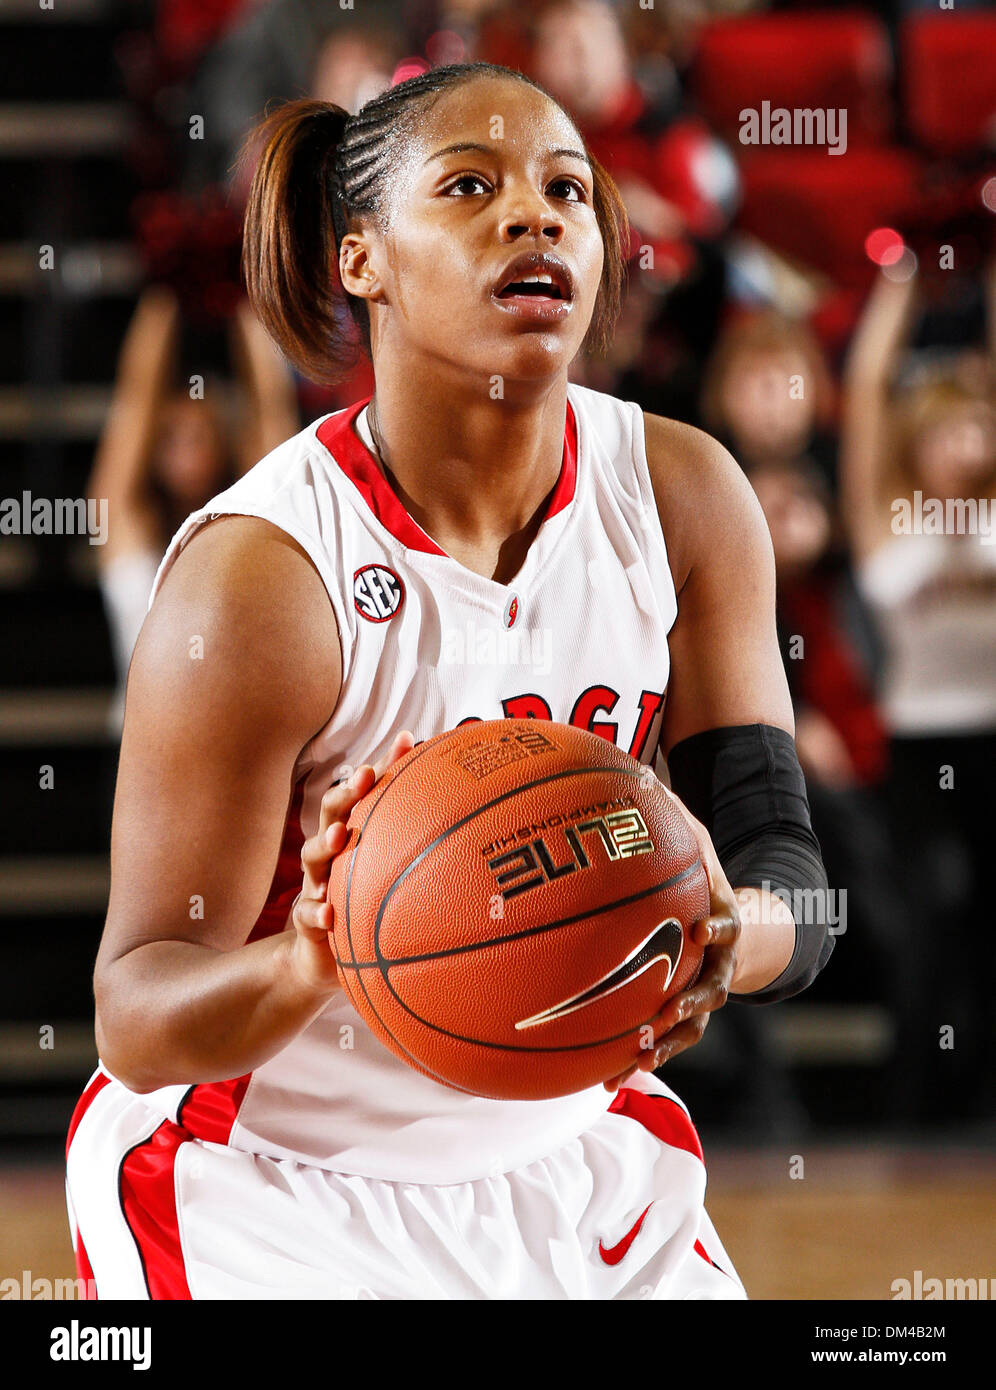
[{"left": 327, "top": 720, "right": 708, "bottom": 1101}]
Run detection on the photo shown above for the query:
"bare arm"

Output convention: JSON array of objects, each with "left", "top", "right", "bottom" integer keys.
[
  {"left": 229, "top": 298, "right": 301, "bottom": 475},
  {"left": 647, "top": 416, "right": 798, "bottom": 997},
  {"left": 839, "top": 270, "right": 919, "bottom": 563},
  {"left": 94, "top": 515, "right": 349, "bottom": 1093},
  {"left": 86, "top": 285, "right": 180, "bottom": 563}
]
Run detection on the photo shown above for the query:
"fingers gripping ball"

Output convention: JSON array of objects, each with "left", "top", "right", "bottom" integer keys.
[{"left": 327, "top": 720, "right": 707, "bottom": 1100}]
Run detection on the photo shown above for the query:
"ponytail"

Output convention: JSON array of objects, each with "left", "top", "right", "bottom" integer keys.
[{"left": 240, "top": 100, "right": 358, "bottom": 386}]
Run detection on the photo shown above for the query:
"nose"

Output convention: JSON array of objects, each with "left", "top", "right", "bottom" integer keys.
[{"left": 497, "top": 185, "right": 565, "bottom": 244}]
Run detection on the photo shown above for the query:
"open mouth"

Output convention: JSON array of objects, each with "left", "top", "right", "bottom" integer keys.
[
  {"left": 492, "top": 253, "right": 574, "bottom": 303},
  {"left": 496, "top": 275, "right": 565, "bottom": 301},
  {"left": 491, "top": 256, "right": 574, "bottom": 322}
]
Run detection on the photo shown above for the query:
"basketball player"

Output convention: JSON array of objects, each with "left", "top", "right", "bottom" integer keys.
[{"left": 66, "top": 63, "right": 833, "bottom": 1299}]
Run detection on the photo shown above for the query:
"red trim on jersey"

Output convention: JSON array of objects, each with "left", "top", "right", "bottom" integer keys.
[
  {"left": 248, "top": 779, "right": 306, "bottom": 943},
  {"left": 112, "top": 1076, "right": 250, "bottom": 1299},
  {"left": 178, "top": 1074, "right": 252, "bottom": 1145},
  {"left": 608, "top": 1086, "right": 705, "bottom": 1163},
  {"left": 66, "top": 1070, "right": 111, "bottom": 1158},
  {"left": 316, "top": 399, "right": 446, "bottom": 556},
  {"left": 119, "top": 1121, "right": 192, "bottom": 1300},
  {"left": 546, "top": 398, "right": 578, "bottom": 519},
  {"left": 315, "top": 396, "right": 578, "bottom": 555}
]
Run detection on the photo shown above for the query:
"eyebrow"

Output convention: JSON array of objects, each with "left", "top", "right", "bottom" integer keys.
[{"left": 424, "top": 142, "right": 591, "bottom": 168}]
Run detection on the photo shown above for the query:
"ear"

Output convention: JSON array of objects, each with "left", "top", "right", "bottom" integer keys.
[{"left": 339, "top": 232, "right": 386, "bottom": 305}]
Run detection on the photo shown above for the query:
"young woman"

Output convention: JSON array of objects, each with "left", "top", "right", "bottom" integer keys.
[
  {"left": 66, "top": 62, "right": 832, "bottom": 1300},
  {"left": 86, "top": 283, "right": 300, "bottom": 731},
  {"left": 840, "top": 264, "right": 996, "bottom": 1122}
]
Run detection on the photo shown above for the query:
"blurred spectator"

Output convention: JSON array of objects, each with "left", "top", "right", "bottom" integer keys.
[
  {"left": 229, "top": 21, "right": 401, "bottom": 204},
  {"left": 700, "top": 308, "right": 838, "bottom": 482},
  {"left": 179, "top": 0, "right": 413, "bottom": 193},
  {"left": 840, "top": 264, "right": 996, "bottom": 1124},
  {"left": 86, "top": 285, "right": 299, "bottom": 730},
  {"left": 310, "top": 26, "right": 399, "bottom": 111},
  {"left": 752, "top": 459, "right": 886, "bottom": 789}
]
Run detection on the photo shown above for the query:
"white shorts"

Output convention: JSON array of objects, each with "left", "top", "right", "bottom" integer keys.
[{"left": 65, "top": 1072, "right": 745, "bottom": 1300}]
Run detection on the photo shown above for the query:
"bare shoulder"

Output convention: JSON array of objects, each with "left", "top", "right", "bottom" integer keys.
[
  {"left": 640, "top": 412, "right": 772, "bottom": 594},
  {"left": 132, "top": 514, "right": 340, "bottom": 749},
  {"left": 640, "top": 416, "right": 791, "bottom": 744}
]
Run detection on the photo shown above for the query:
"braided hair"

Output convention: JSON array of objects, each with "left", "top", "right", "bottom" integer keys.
[{"left": 241, "top": 62, "right": 629, "bottom": 385}]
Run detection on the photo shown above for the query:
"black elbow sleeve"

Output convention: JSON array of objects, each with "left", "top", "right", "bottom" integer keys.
[{"left": 666, "top": 723, "right": 834, "bottom": 1004}]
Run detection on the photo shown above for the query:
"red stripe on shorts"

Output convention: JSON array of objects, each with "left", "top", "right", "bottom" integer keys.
[
  {"left": 695, "top": 1238, "right": 718, "bottom": 1268},
  {"left": 177, "top": 1073, "right": 251, "bottom": 1144},
  {"left": 119, "top": 1121, "right": 192, "bottom": 1300},
  {"left": 608, "top": 1086, "right": 705, "bottom": 1162},
  {"left": 67, "top": 1071, "right": 111, "bottom": 1295},
  {"left": 694, "top": 1236, "right": 734, "bottom": 1281},
  {"left": 65, "top": 1070, "right": 111, "bottom": 1158},
  {"left": 115, "top": 1075, "right": 250, "bottom": 1299},
  {"left": 609, "top": 1089, "right": 735, "bottom": 1284}
]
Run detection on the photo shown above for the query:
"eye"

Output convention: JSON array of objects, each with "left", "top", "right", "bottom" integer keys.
[
  {"left": 444, "top": 173, "right": 492, "bottom": 196},
  {"left": 548, "top": 177, "right": 588, "bottom": 202}
]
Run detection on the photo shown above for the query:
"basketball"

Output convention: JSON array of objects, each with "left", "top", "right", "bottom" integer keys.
[{"left": 327, "top": 720, "right": 709, "bottom": 1100}]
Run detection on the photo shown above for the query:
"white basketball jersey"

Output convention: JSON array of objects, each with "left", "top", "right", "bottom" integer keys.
[{"left": 130, "top": 382, "right": 679, "bottom": 1183}]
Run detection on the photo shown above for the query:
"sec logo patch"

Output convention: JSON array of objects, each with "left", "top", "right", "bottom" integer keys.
[{"left": 354, "top": 564, "right": 405, "bottom": 622}]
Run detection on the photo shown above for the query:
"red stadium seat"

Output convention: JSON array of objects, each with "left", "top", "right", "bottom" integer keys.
[
  {"left": 692, "top": 12, "right": 894, "bottom": 148},
  {"left": 735, "top": 146, "right": 923, "bottom": 289},
  {"left": 901, "top": 14, "right": 996, "bottom": 157}
]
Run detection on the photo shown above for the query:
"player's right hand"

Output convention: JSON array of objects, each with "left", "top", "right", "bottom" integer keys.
[
  {"left": 602, "top": 782, "right": 741, "bottom": 1091},
  {"left": 289, "top": 730, "right": 415, "bottom": 995}
]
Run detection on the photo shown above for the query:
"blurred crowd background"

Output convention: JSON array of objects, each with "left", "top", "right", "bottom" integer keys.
[{"left": 2, "top": 0, "right": 994, "bottom": 1159}]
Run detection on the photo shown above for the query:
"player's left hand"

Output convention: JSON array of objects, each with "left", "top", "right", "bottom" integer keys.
[{"left": 603, "top": 785, "right": 741, "bottom": 1091}]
